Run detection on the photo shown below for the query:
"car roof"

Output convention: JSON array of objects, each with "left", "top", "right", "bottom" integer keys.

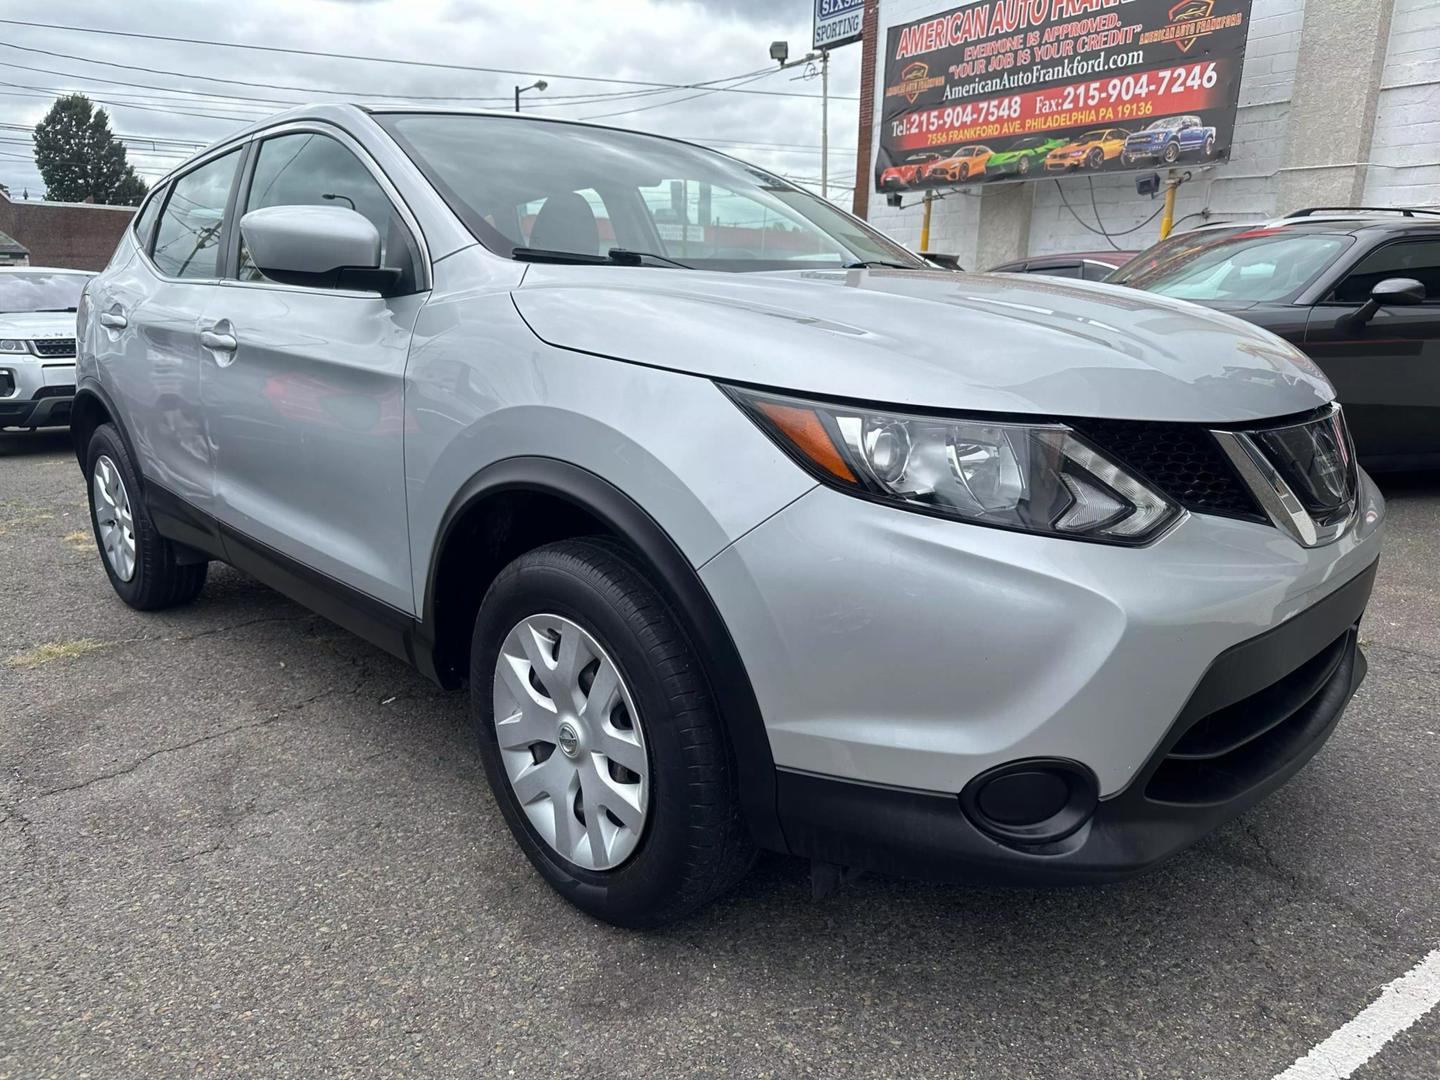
[{"left": 0, "top": 265, "right": 94, "bottom": 275}]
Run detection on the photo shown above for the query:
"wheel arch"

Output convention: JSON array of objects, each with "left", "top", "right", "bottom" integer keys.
[
  {"left": 421, "top": 456, "right": 783, "bottom": 850},
  {"left": 70, "top": 381, "right": 132, "bottom": 478}
]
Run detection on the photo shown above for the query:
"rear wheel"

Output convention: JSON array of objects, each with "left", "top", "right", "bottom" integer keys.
[
  {"left": 86, "top": 424, "right": 207, "bottom": 610},
  {"left": 471, "top": 538, "right": 754, "bottom": 928}
]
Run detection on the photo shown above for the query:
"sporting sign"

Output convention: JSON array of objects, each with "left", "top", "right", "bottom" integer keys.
[
  {"left": 875, "top": 0, "right": 1255, "bottom": 192},
  {"left": 815, "top": 0, "right": 865, "bottom": 51}
]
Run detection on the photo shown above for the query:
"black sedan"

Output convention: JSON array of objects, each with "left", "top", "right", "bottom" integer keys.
[{"left": 1111, "top": 209, "right": 1440, "bottom": 471}]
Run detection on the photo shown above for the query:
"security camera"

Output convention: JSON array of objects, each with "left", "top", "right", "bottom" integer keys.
[
  {"left": 886, "top": 192, "right": 904, "bottom": 208},
  {"left": 1135, "top": 172, "right": 1161, "bottom": 198},
  {"left": 769, "top": 41, "right": 790, "bottom": 65}
]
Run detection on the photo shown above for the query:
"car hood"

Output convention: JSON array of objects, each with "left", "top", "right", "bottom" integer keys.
[
  {"left": 511, "top": 265, "right": 1332, "bottom": 423},
  {"left": 0, "top": 311, "right": 77, "bottom": 339}
]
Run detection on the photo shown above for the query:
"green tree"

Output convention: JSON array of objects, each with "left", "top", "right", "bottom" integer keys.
[{"left": 32, "top": 94, "right": 148, "bottom": 206}]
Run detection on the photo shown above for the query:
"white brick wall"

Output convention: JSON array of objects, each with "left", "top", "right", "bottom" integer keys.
[
  {"left": 860, "top": 0, "right": 1440, "bottom": 264},
  {"left": 1362, "top": 0, "right": 1440, "bottom": 206}
]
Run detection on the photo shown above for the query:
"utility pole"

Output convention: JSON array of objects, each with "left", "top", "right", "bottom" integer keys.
[
  {"left": 820, "top": 50, "right": 830, "bottom": 198},
  {"left": 769, "top": 41, "right": 832, "bottom": 199}
]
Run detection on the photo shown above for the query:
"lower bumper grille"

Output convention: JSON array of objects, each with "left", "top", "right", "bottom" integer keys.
[{"left": 1146, "top": 627, "right": 1358, "bottom": 805}]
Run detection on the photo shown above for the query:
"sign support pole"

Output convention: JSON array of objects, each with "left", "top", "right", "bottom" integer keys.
[
  {"left": 1159, "top": 169, "right": 1181, "bottom": 239},
  {"left": 920, "top": 188, "right": 934, "bottom": 252}
]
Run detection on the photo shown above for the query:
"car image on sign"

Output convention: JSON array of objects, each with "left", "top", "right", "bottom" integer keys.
[
  {"left": 1121, "top": 115, "right": 1217, "bottom": 165},
  {"left": 1045, "top": 129, "right": 1131, "bottom": 172},
  {"left": 985, "top": 136, "right": 1067, "bottom": 178}
]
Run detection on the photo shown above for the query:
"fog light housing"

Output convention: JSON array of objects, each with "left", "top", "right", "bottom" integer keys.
[{"left": 960, "top": 759, "right": 1098, "bottom": 846}]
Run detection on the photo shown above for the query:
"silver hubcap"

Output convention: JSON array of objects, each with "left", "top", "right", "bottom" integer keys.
[
  {"left": 493, "top": 614, "right": 649, "bottom": 871},
  {"left": 92, "top": 455, "right": 136, "bottom": 582}
]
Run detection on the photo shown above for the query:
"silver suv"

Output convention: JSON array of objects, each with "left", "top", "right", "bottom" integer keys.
[
  {"left": 75, "top": 105, "right": 1384, "bottom": 927},
  {"left": 0, "top": 266, "right": 91, "bottom": 430}
]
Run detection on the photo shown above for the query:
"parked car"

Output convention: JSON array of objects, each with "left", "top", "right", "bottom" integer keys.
[
  {"left": 1121, "top": 115, "right": 1216, "bottom": 165},
  {"left": 920, "top": 145, "right": 992, "bottom": 183},
  {"left": 1044, "top": 129, "right": 1130, "bottom": 172},
  {"left": 76, "top": 105, "right": 1382, "bottom": 927},
  {"left": 0, "top": 266, "right": 92, "bottom": 430},
  {"left": 1107, "top": 221, "right": 1252, "bottom": 285},
  {"left": 990, "top": 250, "right": 1135, "bottom": 280},
  {"left": 984, "top": 135, "right": 1067, "bottom": 178},
  {"left": 1115, "top": 207, "right": 1440, "bottom": 471},
  {"left": 879, "top": 152, "right": 940, "bottom": 189}
]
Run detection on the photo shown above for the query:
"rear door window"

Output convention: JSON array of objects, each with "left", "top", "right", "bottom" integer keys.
[{"left": 151, "top": 149, "right": 242, "bottom": 279}]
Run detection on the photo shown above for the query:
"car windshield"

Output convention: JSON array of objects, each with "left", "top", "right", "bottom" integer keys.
[
  {"left": 1146, "top": 119, "right": 1182, "bottom": 131},
  {"left": 0, "top": 271, "right": 87, "bottom": 314},
  {"left": 377, "top": 113, "right": 927, "bottom": 273},
  {"left": 1119, "top": 229, "right": 1353, "bottom": 302},
  {"left": 1107, "top": 226, "right": 1250, "bottom": 285}
]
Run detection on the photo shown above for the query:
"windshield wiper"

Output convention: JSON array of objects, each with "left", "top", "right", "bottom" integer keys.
[
  {"left": 841, "top": 260, "right": 917, "bottom": 270},
  {"left": 30, "top": 306, "right": 79, "bottom": 313},
  {"left": 511, "top": 247, "right": 691, "bottom": 269}
]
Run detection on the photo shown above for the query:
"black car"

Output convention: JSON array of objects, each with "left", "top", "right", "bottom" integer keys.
[{"left": 1112, "top": 208, "right": 1440, "bottom": 471}]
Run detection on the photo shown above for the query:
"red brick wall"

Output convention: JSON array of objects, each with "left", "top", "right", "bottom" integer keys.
[
  {"left": 852, "top": 0, "right": 881, "bottom": 218},
  {"left": 0, "top": 192, "right": 134, "bottom": 271}
]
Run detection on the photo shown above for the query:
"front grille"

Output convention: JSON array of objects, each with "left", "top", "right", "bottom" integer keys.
[
  {"left": 1146, "top": 628, "right": 1356, "bottom": 805},
  {"left": 1072, "top": 418, "right": 1266, "bottom": 521},
  {"left": 31, "top": 338, "right": 76, "bottom": 358}
]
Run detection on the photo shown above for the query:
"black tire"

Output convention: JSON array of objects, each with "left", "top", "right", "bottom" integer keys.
[
  {"left": 471, "top": 538, "right": 755, "bottom": 928},
  {"left": 85, "top": 423, "right": 207, "bottom": 611},
  {"left": 1018, "top": 156, "right": 1031, "bottom": 175},
  {"left": 1163, "top": 140, "right": 1180, "bottom": 164},
  {"left": 1203, "top": 135, "right": 1216, "bottom": 158},
  {"left": 957, "top": 163, "right": 969, "bottom": 181},
  {"left": 1086, "top": 148, "right": 1104, "bottom": 169}
]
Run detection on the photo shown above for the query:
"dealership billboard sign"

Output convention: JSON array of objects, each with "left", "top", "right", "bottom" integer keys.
[
  {"left": 815, "top": 0, "right": 865, "bottom": 50},
  {"left": 875, "top": 0, "right": 1255, "bottom": 192}
]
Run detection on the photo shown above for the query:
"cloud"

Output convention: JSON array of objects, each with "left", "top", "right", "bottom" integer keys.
[{"left": 0, "top": 0, "right": 861, "bottom": 201}]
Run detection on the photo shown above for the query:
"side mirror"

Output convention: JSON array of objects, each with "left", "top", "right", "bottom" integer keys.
[
  {"left": 239, "top": 205, "right": 400, "bottom": 293},
  {"left": 1343, "top": 276, "right": 1426, "bottom": 330}
]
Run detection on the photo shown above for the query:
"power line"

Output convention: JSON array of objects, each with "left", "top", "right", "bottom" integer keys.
[{"left": 0, "top": 22, "right": 853, "bottom": 101}]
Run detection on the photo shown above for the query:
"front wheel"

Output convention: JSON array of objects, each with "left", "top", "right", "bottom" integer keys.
[
  {"left": 1163, "top": 141, "right": 1180, "bottom": 163},
  {"left": 1018, "top": 156, "right": 1032, "bottom": 175},
  {"left": 471, "top": 538, "right": 755, "bottom": 928},
  {"left": 1086, "top": 148, "right": 1105, "bottom": 169},
  {"left": 86, "top": 424, "right": 207, "bottom": 610}
]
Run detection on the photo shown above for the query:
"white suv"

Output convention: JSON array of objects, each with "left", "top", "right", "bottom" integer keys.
[{"left": 74, "top": 105, "right": 1384, "bottom": 926}]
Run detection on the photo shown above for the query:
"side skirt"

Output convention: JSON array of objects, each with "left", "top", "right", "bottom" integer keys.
[{"left": 144, "top": 483, "right": 442, "bottom": 685}]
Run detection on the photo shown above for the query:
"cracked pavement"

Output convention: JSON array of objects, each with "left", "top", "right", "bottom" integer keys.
[{"left": 3, "top": 429, "right": 1440, "bottom": 1079}]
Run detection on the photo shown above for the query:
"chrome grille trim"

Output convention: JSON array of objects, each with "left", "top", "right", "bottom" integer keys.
[{"left": 1211, "top": 404, "right": 1357, "bottom": 549}]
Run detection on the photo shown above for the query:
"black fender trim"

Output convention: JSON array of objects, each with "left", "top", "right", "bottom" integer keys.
[
  {"left": 71, "top": 380, "right": 138, "bottom": 475},
  {"left": 424, "top": 456, "right": 784, "bottom": 851}
]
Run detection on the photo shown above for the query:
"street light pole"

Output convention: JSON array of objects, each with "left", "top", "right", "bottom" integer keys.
[{"left": 514, "top": 79, "right": 548, "bottom": 112}]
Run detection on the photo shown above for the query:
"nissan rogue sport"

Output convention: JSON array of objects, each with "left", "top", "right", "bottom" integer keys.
[{"left": 74, "top": 105, "right": 1384, "bottom": 927}]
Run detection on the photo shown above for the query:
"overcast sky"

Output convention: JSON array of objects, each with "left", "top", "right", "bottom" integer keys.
[{"left": 0, "top": 0, "right": 862, "bottom": 203}]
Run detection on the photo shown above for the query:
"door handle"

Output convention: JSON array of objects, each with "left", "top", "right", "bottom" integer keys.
[
  {"left": 200, "top": 330, "right": 238, "bottom": 352},
  {"left": 99, "top": 311, "right": 127, "bottom": 329}
]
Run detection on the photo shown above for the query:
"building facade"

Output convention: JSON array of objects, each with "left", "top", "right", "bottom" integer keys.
[
  {"left": 854, "top": 0, "right": 1440, "bottom": 268},
  {"left": 0, "top": 191, "right": 135, "bottom": 271}
]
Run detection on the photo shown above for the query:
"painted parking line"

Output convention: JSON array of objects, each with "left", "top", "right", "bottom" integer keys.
[{"left": 1273, "top": 950, "right": 1440, "bottom": 1079}]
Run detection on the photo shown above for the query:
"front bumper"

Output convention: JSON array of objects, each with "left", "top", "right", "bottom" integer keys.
[
  {"left": 774, "top": 563, "right": 1372, "bottom": 883},
  {"left": 0, "top": 354, "right": 76, "bottom": 429},
  {"left": 700, "top": 471, "right": 1384, "bottom": 879}
]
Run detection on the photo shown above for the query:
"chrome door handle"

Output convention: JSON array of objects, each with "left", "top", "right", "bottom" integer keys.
[
  {"left": 200, "top": 330, "right": 238, "bottom": 352},
  {"left": 99, "top": 312, "right": 127, "bottom": 329}
]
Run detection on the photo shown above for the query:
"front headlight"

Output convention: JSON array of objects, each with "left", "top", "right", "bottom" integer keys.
[
  {"left": 0, "top": 339, "right": 27, "bottom": 353},
  {"left": 725, "top": 387, "right": 1181, "bottom": 545}
]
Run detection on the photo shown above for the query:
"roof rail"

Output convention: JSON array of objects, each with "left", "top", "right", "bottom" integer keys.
[{"left": 1286, "top": 206, "right": 1440, "bottom": 219}]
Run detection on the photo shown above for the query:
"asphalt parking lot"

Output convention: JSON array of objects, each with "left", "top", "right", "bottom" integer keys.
[{"left": 2, "top": 429, "right": 1439, "bottom": 1079}]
